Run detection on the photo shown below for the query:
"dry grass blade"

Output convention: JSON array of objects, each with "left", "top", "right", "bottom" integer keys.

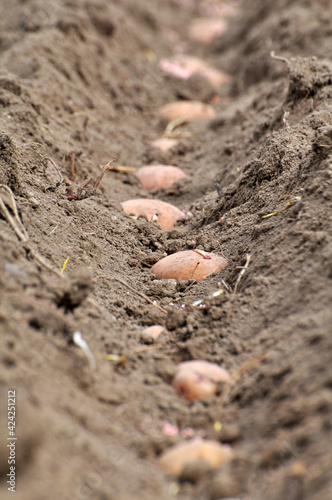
[
  {"left": 64, "top": 160, "right": 113, "bottom": 201},
  {"left": 114, "top": 277, "right": 167, "bottom": 314},
  {"left": 31, "top": 251, "right": 63, "bottom": 277},
  {"left": 163, "top": 116, "right": 188, "bottom": 137},
  {"left": 0, "top": 184, "right": 29, "bottom": 242},
  {"left": 101, "top": 164, "right": 138, "bottom": 173},
  {"left": 270, "top": 51, "right": 290, "bottom": 65},
  {"left": 0, "top": 185, "right": 65, "bottom": 278},
  {"left": 233, "top": 254, "right": 251, "bottom": 293},
  {"left": 44, "top": 156, "right": 64, "bottom": 184}
]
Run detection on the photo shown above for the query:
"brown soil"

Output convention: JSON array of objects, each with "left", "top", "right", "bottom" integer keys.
[{"left": 0, "top": 1, "right": 331, "bottom": 499}]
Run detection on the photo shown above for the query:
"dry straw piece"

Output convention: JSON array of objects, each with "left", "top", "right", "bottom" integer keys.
[
  {"left": 173, "top": 360, "right": 231, "bottom": 401},
  {"left": 158, "top": 101, "right": 216, "bottom": 123},
  {"left": 158, "top": 438, "right": 233, "bottom": 476},
  {"left": 135, "top": 165, "right": 186, "bottom": 191},
  {"left": 121, "top": 199, "right": 185, "bottom": 231},
  {"left": 151, "top": 249, "right": 228, "bottom": 281}
]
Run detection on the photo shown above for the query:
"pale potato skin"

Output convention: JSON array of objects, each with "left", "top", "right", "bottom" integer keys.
[
  {"left": 142, "top": 325, "right": 167, "bottom": 340},
  {"left": 151, "top": 138, "right": 178, "bottom": 152},
  {"left": 158, "top": 54, "right": 230, "bottom": 87},
  {"left": 173, "top": 360, "right": 231, "bottom": 400},
  {"left": 188, "top": 18, "right": 227, "bottom": 44},
  {"left": 151, "top": 250, "right": 228, "bottom": 281},
  {"left": 158, "top": 101, "right": 216, "bottom": 122},
  {"left": 135, "top": 165, "right": 186, "bottom": 191},
  {"left": 121, "top": 199, "right": 185, "bottom": 231},
  {"left": 158, "top": 438, "right": 233, "bottom": 476}
]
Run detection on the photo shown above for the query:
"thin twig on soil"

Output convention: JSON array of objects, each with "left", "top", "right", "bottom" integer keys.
[
  {"left": 189, "top": 261, "right": 200, "bottom": 280},
  {"left": 133, "top": 344, "right": 163, "bottom": 354},
  {"left": 64, "top": 160, "right": 113, "bottom": 201},
  {"left": 113, "top": 277, "right": 167, "bottom": 314},
  {"left": 47, "top": 224, "right": 59, "bottom": 237},
  {"left": 30, "top": 250, "right": 63, "bottom": 277},
  {"left": 221, "top": 279, "right": 232, "bottom": 294},
  {"left": 163, "top": 116, "right": 192, "bottom": 139},
  {"left": 233, "top": 254, "right": 251, "bottom": 293},
  {"left": 0, "top": 185, "right": 65, "bottom": 277},
  {"left": 101, "top": 164, "right": 137, "bottom": 173},
  {"left": 270, "top": 51, "right": 290, "bottom": 65},
  {"left": 0, "top": 186, "right": 111, "bottom": 322},
  {"left": 0, "top": 185, "right": 29, "bottom": 242},
  {"left": 164, "top": 116, "right": 187, "bottom": 135},
  {"left": 68, "top": 151, "right": 78, "bottom": 181},
  {"left": 85, "top": 297, "right": 105, "bottom": 315},
  {"left": 44, "top": 156, "right": 64, "bottom": 185}
]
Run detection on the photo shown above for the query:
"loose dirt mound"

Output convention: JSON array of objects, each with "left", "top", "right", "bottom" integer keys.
[{"left": 0, "top": 1, "right": 331, "bottom": 499}]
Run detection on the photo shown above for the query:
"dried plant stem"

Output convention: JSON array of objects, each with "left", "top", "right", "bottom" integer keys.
[
  {"left": 164, "top": 116, "right": 187, "bottom": 136},
  {"left": 29, "top": 249, "right": 63, "bottom": 277},
  {"left": 133, "top": 344, "right": 163, "bottom": 354},
  {"left": 283, "top": 110, "right": 290, "bottom": 129},
  {"left": 0, "top": 185, "right": 29, "bottom": 241},
  {"left": 69, "top": 151, "right": 76, "bottom": 181},
  {"left": 0, "top": 196, "right": 28, "bottom": 242},
  {"left": 0, "top": 185, "right": 67, "bottom": 279},
  {"left": 189, "top": 261, "right": 200, "bottom": 280},
  {"left": 270, "top": 51, "right": 290, "bottom": 64},
  {"left": 221, "top": 279, "right": 232, "bottom": 293},
  {"left": 233, "top": 254, "right": 251, "bottom": 293},
  {"left": 0, "top": 186, "right": 110, "bottom": 322},
  {"left": 44, "top": 156, "right": 63, "bottom": 184},
  {"left": 102, "top": 164, "right": 137, "bottom": 173},
  {"left": 114, "top": 277, "right": 167, "bottom": 314}
]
